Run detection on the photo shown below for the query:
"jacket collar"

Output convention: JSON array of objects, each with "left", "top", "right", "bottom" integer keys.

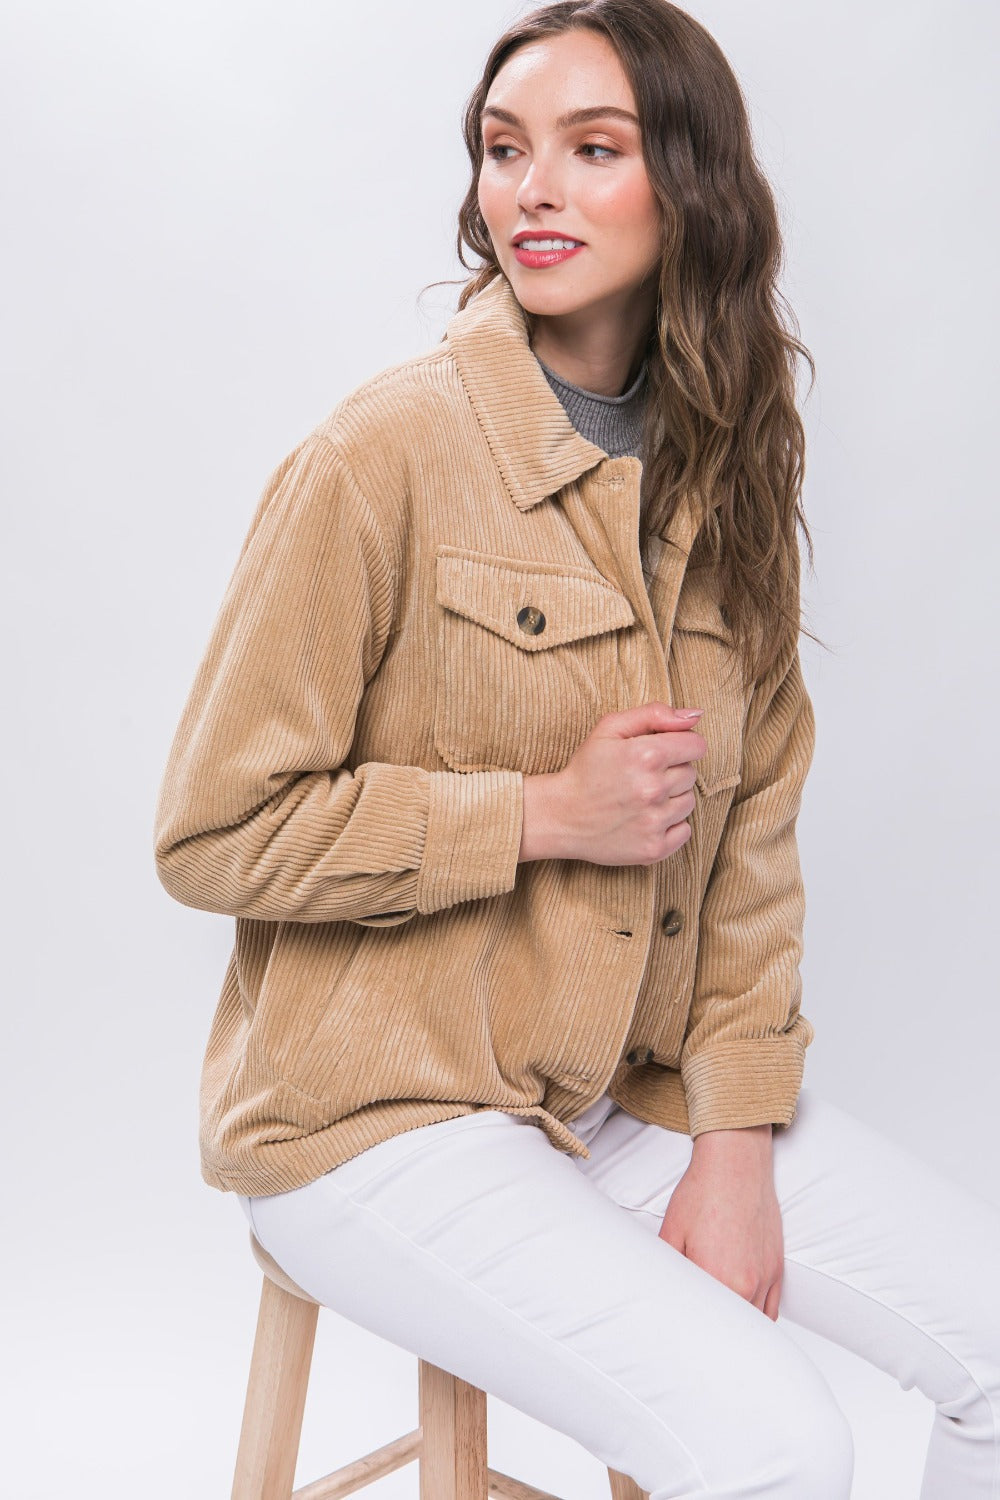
[
  {"left": 443, "top": 273, "right": 612, "bottom": 512},
  {"left": 443, "top": 273, "right": 702, "bottom": 558}
]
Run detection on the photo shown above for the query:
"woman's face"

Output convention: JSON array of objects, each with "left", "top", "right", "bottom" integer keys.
[{"left": 478, "top": 28, "right": 663, "bottom": 326}]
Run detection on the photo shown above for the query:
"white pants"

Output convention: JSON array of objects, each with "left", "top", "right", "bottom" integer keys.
[{"left": 237, "top": 1086, "right": 1000, "bottom": 1498}]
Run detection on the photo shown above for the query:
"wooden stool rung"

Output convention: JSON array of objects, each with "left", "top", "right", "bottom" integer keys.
[
  {"left": 290, "top": 1429, "right": 422, "bottom": 1499},
  {"left": 487, "top": 1467, "right": 565, "bottom": 1498}
]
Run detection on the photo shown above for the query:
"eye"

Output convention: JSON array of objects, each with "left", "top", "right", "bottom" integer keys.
[{"left": 483, "top": 141, "right": 621, "bottom": 163}]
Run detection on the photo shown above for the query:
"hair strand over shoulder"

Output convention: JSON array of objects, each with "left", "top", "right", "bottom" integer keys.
[{"left": 443, "top": 0, "right": 823, "bottom": 685}]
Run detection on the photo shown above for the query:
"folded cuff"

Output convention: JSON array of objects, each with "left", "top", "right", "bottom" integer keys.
[
  {"left": 680, "top": 1030, "right": 812, "bottom": 1136},
  {"left": 416, "top": 769, "right": 524, "bottom": 915}
]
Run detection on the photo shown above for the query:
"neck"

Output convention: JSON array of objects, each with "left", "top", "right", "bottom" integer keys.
[{"left": 524, "top": 279, "right": 657, "bottom": 395}]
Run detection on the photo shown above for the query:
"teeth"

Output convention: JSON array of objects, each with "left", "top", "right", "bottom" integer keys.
[{"left": 517, "top": 238, "right": 581, "bottom": 251}]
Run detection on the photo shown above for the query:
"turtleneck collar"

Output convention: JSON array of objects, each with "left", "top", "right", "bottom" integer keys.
[{"left": 533, "top": 353, "right": 648, "bottom": 460}]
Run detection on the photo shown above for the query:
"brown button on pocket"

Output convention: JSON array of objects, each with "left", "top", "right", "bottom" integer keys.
[
  {"left": 626, "top": 1047, "right": 656, "bottom": 1065},
  {"left": 516, "top": 604, "right": 546, "bottom": 635},
  {"left": 434, "top": 545, "right": 636, "bottom": 775},
  {"left": 660, "top": 908, "right": 684, "bottom": 936}
]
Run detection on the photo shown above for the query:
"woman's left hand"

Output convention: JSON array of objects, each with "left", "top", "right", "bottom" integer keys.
[{"left": 657, "top": 1124, "right": 784, "bottom": 1321}]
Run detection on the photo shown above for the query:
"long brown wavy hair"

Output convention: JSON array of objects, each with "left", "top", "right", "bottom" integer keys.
[{"left": 440, "top": 0, "right": 821, "bottom": 686}]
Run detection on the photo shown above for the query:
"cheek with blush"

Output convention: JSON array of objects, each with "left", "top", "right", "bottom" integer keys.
[{"left": 597, "top": 171, "right": 660, "bottom": 252}]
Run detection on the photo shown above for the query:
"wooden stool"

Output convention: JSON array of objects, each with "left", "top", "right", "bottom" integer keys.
[{"left": 233, "top": 1229, "right": 650, "bottom": 1500}]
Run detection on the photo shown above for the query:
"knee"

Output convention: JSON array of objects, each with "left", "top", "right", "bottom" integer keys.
[
  {"left": 738, "top": 1350, "right": 854, "bottom": 1498},
  {"left": 766, "top": 1388, "right": 854, "bottom": 1499},
  {"left": 632, "top": 1355, "right": 855, "bottom": 1499}
]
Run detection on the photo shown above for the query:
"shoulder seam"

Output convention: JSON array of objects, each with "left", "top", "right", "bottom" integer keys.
[
  {"left": 309, "top": 431, "right": 390, "bottom": 534},
  {"left": 307, "top": 434, "right": 397, "bottom": 605}
]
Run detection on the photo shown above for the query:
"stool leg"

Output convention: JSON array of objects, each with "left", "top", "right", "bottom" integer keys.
[
  {"left": 232, "top": 1276, "right": 319, "bottom": 1500},
  {"left": 418, "top": 1361, "right": 488, "bottom": 1500},
  {"left": 608, "top": 1471, "right": 649, "bottom": 1500}
]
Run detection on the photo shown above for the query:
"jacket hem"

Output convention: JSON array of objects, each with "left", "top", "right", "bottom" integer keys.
[{"left": 201, "top": 1094, "right": 591, "bottom": 1197}]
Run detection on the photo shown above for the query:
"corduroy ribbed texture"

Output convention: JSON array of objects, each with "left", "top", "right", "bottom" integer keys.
[{"left": 154, "top": 272, "right": 817, "bottom": 1197}]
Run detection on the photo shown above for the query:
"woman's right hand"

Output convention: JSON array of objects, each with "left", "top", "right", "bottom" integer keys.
[{"left": 518, "top": 703, "right": 707, "bottom": 865}]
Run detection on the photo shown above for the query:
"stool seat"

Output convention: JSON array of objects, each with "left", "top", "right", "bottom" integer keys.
[
  {"left": 232, "top": 1228, "right": 649, "bottom": 1500},
  {"left": 249, "top": 1232, "right": 318, "bottom": 1303}
]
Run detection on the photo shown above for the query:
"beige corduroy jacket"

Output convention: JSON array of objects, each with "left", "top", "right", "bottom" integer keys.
[{"left": 154, "top": 272, "right": 817, "bottom": 1197}]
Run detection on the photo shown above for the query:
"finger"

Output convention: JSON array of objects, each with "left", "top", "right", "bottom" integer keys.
[
  {"left": 640, "top": 728, "right": 708, "bottom": 772},
  {"left": 656, "top": 1215, "right": 686, "bottom": 1255},
  {"left": 603, "top": 702, "right": 703, "bottom": 739}
]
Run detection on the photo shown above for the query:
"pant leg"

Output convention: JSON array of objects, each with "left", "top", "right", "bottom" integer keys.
[
  {"left": 238, "top": 1102, "right": 852, "bottom": 1499},
  {"left": 578, "top": 1085, "right": 1000, "bottom": 1499}
]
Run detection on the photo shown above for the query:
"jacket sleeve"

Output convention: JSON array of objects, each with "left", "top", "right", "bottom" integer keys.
[
  {"left": 153, "top": 433, "right": 524, "bottom": 925},
  {"left": 679, "top": 636, "right": 817, "bottom": 1135}
]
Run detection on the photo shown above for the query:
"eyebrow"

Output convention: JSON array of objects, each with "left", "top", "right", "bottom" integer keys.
[{"left": 480, "top": 105, "right": 639, "bottom": 131}]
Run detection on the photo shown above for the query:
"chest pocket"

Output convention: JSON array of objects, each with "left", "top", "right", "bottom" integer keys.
[
  {"left": 668, "top": 571, "right": 747, "bottom": 797},
  {"left": 433, "top": 545, "right": 636, "bottom": 775}
]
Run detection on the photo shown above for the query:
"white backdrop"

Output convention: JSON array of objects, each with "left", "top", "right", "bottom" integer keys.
[{"left": 3, "top": 2, "right": 997, "bottom": 1496}]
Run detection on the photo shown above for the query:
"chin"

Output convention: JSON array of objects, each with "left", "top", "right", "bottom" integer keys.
[{"left": 502, "top": 271, "right": 606, "bottom": 321}]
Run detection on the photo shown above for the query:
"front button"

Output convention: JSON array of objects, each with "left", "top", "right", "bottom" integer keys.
[
  {"left": 661, "top": 908, "right": 684, "bottom": 937},
  {"left": 625, "top": 1047, "right": 656, "bottom": 1066},
  {"left": 516, "top": 604, "right": 546, "bottom": 635}
]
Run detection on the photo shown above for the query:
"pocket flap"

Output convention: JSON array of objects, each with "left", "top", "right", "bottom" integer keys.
[
  {"left": 672, "top": 569, "right": 734, "bottom": 644},
  {"left": 435, "top": 546, "right": 636, "bottom": 650}
]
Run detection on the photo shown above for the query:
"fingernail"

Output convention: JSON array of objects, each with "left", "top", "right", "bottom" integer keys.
[{"left": 676, "top": 708, "right": 704, "bottom": 719}]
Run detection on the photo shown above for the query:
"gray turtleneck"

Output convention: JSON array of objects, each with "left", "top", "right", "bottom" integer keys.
[{"left": 535, "top": 353, "right": 647, "bottom": 459}]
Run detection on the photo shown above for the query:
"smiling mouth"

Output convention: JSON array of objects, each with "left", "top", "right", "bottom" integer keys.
[
  {"left": 511, "top": 239, "right": 587, "bottom": 268},
  {"left": 512, "top": 236, "right": 585, "bottom": 251}
]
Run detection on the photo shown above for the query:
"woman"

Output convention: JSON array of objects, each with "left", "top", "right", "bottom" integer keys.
[{"left": 154, "top": 2, "right": 1000, "bottom": 1494}]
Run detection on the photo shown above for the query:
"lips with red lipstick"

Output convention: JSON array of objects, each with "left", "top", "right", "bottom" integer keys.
[{"left": 511, "top": 230, "right": 587, "bottom": 268}]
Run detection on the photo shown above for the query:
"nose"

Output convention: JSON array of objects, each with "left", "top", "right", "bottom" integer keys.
[{"left": 515, "top": 152, "right": 564, "bottom": 216}]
